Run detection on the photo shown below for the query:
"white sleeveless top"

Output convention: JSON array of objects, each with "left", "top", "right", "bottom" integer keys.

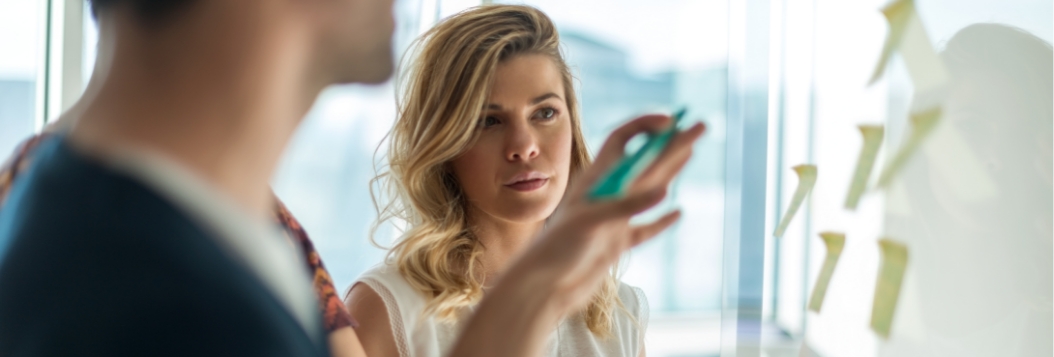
[{"left": 353, "top": 263, "right": 649, "bottom": 357}]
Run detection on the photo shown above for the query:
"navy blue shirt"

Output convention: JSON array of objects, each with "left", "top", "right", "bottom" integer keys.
[{"left": 0, "top": 137, "right": 328, "bottom": 357}]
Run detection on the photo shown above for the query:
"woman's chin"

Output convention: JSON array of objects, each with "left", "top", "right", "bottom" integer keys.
[{"left": 491, "top": 200, "right": 560, "bottom": 224}]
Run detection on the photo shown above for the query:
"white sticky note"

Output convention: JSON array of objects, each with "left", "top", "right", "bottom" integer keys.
[
  {"left": 899, "top": 11, "right": 950, "bottom": 111},
  {"left": 868, "top": 0, "right": 913, "bottom": 85},
  {"left": 870, "top": 0, "right": 950, "bottom": 111},
  {"left": 774, "top": 165, "right": 818, "bottom": 238},
  {"left": 871, "top": 238, "right": 909, "bottom": 339},
  {"left": 808, "top": 232, "right": 846, "bottom": 313},
  {"left": 876, "top": 107, "right": 941, "bottom": 188},
  {"left": 845, "top": 125, "right": 885, "bottom": 209}
]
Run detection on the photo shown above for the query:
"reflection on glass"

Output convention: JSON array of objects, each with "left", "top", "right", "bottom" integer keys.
[
  {"left": 774, "top": 0, "right": 1052, "bottom": 356},
  {"left": 884, "top": 23, "right": 1052, "bottom": 357}
]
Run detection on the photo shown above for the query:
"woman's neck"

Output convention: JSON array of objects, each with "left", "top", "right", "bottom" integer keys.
[{"left": 470, "top": 214, "right": 547, "bottom": 288}]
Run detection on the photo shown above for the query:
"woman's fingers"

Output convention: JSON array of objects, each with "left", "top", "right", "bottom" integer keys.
[
  {"left": 569, "top": 114, "right": 673, "bottom": 199},
  {"left": 593, "top": 114, "right": 673, "bottom": 167},
  {"left": 629, "top": 210, "right": 682, "bottom": 247},
  {"left": 586, "top": 186, "right": 667, "bottom": 222},
  {"left": 632, "top": 122, "right": 706, "bottom": 192}
]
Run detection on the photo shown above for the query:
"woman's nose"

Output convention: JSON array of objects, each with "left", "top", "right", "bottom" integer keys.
[{"left": 505, "top": 123, "right": 540, "bottom": 162}]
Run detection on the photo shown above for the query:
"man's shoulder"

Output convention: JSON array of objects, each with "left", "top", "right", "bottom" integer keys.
[
  {"left": 0, "top": 136, "right": 213, "bottom": 259},
  {"left": 0, "top": 137, "right": 327, "bottom": 356}
]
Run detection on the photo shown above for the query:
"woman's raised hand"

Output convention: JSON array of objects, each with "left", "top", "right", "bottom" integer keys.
[
  {"left": 450, "top": 114, "right": 705, "bottom": 357},
  {"left": 522, "top": 114, "right": 706, "bottom": 316}
]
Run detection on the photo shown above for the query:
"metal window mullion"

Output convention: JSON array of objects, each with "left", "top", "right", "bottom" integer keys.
[
  {"left": 721, "top": 0, "right": 773, "bottom": 355},
  {"left": 42, "top": 0, "right": 84, "bottom": 127},
  {"left": 35, "top": 0, "right": 52, "bottom": 132}
]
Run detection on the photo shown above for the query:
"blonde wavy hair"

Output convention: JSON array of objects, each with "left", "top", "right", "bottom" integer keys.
[{"left": 370, "top": 5, "right": 622, "bottom": 336}]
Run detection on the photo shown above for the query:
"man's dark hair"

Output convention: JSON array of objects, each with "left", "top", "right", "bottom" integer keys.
[{"left": 88, "top": 0, "right": 195, "bottom": 23}]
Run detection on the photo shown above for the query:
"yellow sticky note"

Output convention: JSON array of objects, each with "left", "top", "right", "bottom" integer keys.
[
  {"left": 875, "top": 107, "right": 940, "bottom": 188},
  {"left": 808, "top": 232, "right": 846, "bottom": 312},
  {"left": 845, "top": 125, "right": 885, "bottom": 209},
  {"left": 870, "top": 238, "right": 909, "bottom": 339},
  {"left": 773, "top": 165, "right": 817, "bottom": 238},
  {"left": 868, "top": 0, "right": 913, "bottom": 85},
  {"left": 869, "top": 0, "right": 950, "bottom": 110}
]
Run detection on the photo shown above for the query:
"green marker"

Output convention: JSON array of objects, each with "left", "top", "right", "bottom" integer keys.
[{"left": 589, "top": 108, "right": 688, "bottom": 200}]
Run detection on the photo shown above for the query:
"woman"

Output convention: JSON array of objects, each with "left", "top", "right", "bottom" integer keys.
[{"left": 346, "top": 5, "right": 660, "bottom": 357}]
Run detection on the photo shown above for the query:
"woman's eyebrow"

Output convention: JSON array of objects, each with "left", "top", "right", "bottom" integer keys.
[
  {"left": 530, "top": 93, "right": 561, "bottom": 104},
  {"left": 482, "top": 93, "right": 563, "bottom": 110}
]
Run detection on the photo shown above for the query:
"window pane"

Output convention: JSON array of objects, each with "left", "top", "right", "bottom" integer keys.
[
  {"left": 770, "top": 0, "right": 1053, "bottom": 356},
  {"left": 0, "top": 0, "right": 44, "bottom": 156},
  {"left": 271, "top": 0, "right": 467, "bottom": 290},
  {"left": 495, "top": 1, "right": 729, "bottom": 356}
]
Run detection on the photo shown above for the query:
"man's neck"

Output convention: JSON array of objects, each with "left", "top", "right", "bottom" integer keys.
[{"left": 68, "top": 7, "right": 324, "bottom": 219}]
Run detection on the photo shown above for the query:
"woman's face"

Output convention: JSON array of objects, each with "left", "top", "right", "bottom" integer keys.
[{"left": 451, "top": 54, "right": 574, "bottom": 226}]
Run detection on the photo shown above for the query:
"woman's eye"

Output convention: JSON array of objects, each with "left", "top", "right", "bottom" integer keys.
[
  {"left": 481, "top": 116, "right": 500, "bottom": 128},
  {"left": 536, "top": 108, "right": 556, "bottom": 120}
]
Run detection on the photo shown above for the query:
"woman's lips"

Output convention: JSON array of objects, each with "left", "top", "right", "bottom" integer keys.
[{"left": 505, "top": 178, "right": 549, "bottom": 192}]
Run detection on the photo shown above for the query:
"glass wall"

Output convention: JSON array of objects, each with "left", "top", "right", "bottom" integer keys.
[
  {"left": 33, "top": 1, "right": 733, "bottom": 356},
  {"left": 494, "top": 1, "right": 730, "bottom": 356},
  {"left": 270, "top": 0, "right": 461, "bottom": 289},
  {"left": 0, "top": 0, "right": 45, "bottom": 157},
  {"left": 767, "top": 0, "right": 1052, "bottom": 356},
  {"left": 10, "top": 0, "right": 1048, "bottom": 355}
]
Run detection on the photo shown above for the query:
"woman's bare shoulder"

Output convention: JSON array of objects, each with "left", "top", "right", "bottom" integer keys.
[{"left": 346, "top": 283, "right": 401, "bottom": 357}]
